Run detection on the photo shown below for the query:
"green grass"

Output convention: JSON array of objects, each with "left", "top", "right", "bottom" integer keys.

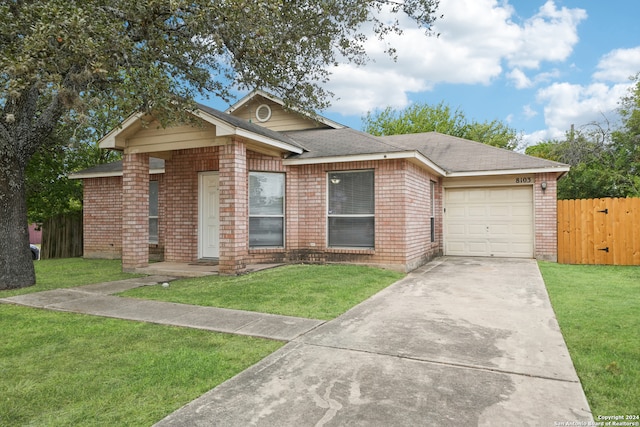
[
  {"left": 121, "top": 264, "right": 405, "bottom": 320},
  {"left": 1, "top": 259, "right": 403, "bottom": 425},
  {"left": 1, "top": 258, "right": 143, "bottom": 298},
  {"left": 539, "top": 262, "right": 640, "bottom": 417},
  {"left": 0, "top": 305, "right": 282, "bottom": 426}
]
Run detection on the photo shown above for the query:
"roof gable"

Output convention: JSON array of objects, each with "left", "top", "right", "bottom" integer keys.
[
  {"left": 226, "top": 89, "right": 344, "bottom": 131},
  {"left": 97, "top": 105, "right": 304, "bottom": 158}
]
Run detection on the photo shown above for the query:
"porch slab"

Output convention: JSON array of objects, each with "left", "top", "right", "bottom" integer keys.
[{"left": 132, "top": 262, "right": 284, "bottom": 277}]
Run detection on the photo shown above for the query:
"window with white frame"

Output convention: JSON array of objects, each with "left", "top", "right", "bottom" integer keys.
[
  {"left": 249, "top": 172, "right": 285, "bottom": 247},
  {"left": 149, "top": 180, "right": 159, "bottom": 244},
  {"left": 328, "top": 170, "right": 374, "bottom": 248}
]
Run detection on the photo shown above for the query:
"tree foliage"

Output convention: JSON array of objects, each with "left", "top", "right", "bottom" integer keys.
[
  {"left": 0, "top": 0, "right": 440, "bottom": 289},
  {"left": 526, "top": 75, "right": 640, "bottom": 199},
  {"left": 362, "top": 102, "right": 520, "bottom": 150}
]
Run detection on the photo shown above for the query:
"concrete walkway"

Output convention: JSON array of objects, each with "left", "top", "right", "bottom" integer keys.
[
  {"left": 154, "top": 257, "right": 593, "bottom": 426},
  {"left": 0, "top": 275, "right": 324, "bottom": 341}
]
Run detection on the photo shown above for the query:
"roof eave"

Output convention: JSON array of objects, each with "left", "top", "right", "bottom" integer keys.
[
  {"left": 98, "top": 112, "right": 145, "bottom": 150},
  {"left": 69, "top": 167, "right": 165, "bottom": 180},
  {"left": 446, "top": 166, "right": 571, "bottom": 178},
  {"left": 283, "top": 151, "right": 448, "bottom": 176}
]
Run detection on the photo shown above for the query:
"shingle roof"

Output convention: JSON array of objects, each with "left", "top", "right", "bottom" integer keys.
[
  {"left": 379, "top": 132, "right": 568, "bottom": 173},
  {"left": 283, "top": 129, "right": 567, "bottom": 174},
  {"left": 74, "top": 102, "right": 568, "bottom": 179},
  {"left": 283, "top": 128, "right": 402, "bottom": 158}
]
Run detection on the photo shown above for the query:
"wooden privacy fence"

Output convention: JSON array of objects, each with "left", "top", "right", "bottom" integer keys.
[
  {"left": 41, "top": 213, "right": 83, "bottom": 259},
  {"left": 557, "top": 198, "right": 640, "bottom": 265}
]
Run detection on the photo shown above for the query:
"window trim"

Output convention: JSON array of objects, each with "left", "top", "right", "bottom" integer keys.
[
  {"left": 248, "top": 171, "right": 285, "bottom": 248},
  {"left": 327, "top": 169, "right": 375, "bottom": 249}
]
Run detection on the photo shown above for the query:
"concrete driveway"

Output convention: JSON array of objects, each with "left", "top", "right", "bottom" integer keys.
[{"left": 155, "top": 257, "right": 593, "bottom": 426}]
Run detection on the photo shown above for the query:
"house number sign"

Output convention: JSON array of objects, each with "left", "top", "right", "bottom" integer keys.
[{"left": 515, "top": 177, "right": 532, "bottom": 184}]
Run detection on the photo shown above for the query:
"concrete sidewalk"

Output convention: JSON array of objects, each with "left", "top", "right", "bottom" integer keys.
[
  {"left": 0, "top": 275, "right": 324, "bottom": 341},
  {"left": 155, "top": 257, "right": 593, "bottom": 426}
]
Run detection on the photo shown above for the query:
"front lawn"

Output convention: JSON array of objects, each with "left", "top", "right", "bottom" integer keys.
[
  {"left": 2, "top": 258, "right": 142, "bottom": 298},
  {"left": 539, "top": 262, "right": 640, "bottom": 417},
  {"left": 1, "top": 259, "right": 403, "bottom": 425},
  {"left": 0, "top": 305, "right": 281, "bottom": 426},
  {"left": 121, "top": 264, "right": 405, "bottom": 320}
]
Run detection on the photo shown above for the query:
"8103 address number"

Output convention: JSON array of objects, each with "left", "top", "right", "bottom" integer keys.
[{"left": 515, "top": 177, "right": 532, "bottom": 183}]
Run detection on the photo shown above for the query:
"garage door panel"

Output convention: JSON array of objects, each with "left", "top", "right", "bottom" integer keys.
[
  {"left": 489, "top": 224, "right": 510, "bottom": 235},
  {"left": 448, "top": 206, "right": 467, "bottom": 218},
  {"left": 467, "top": 224, "right": 487, "bottom": 236},
  {"left": 468, "top": 206, "right": 488, "bottom": 217},
  {"left": 467, "top": 241, "right": 489, "bottom": 253},
  {"left": 445, "top": 187, "right": 533, "bottom": 258}
]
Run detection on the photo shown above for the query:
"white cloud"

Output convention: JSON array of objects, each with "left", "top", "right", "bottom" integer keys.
[
  {"left": 532, "top": 81, "right": 631, "bottom": 141},
  {"left": 507, "top": 1, "right": 587, "bottom": 69},
  {"left": 326, "top": 0, "right": 586, "bottom": 114},
  {"left": 522, "top": 105, "right": 538, "bottom": 119},
  {"left": 328, "top": 64, "right": 427, "bottom": 114},
  {"left": 508, "top": 68, "right": 533, "bottom": 89},
  {"left": 593, "top": 46, "right": 640, "bottom": 82}
]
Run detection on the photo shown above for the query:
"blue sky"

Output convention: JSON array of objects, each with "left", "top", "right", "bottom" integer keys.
[{"left": 216, "top": 1, "right": 640, "bottom": 148}]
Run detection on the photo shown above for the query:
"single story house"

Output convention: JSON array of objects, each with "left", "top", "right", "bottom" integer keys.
[{"left": 71, "top": 90, "right": 569, "bottom": 274}]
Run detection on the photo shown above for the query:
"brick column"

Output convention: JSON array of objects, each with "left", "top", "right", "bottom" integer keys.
[
  {"left": 219, "top": 140, "right": 247, "bottom": 274},
  {"left": 535, "top": 172, "right": 559, "bottom": 262},
  {"left": 122, "top": 153, "right": 149, "bottom": 271}
]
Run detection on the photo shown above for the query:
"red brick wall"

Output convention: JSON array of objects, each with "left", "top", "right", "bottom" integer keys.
[
  {"left": 122, "top": 153, "right": 149, "bottom": 270},
  {"left": 163, "top": 147, "right": 221, "bottom": 262},
  {"left": 83, "top": 176, "right": 123, "bottom": 259},
  {"left": 219, "top": 140, "right": 248, "bottom": 274},
  {"left": 404, "top": 162, "right": 443, "bottom": 269},
  {"left": 535, "top": 172, "right": 560, "bottom": 261},
  {"left": 83, "top": 151, "right": 445, "bottom": 272}
]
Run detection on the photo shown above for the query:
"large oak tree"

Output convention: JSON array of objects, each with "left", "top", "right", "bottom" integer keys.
[{"left": 0, "top": 0, "right": 440, "bottom": 289}]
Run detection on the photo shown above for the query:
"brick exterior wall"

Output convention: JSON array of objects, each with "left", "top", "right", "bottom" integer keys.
[
  {"left": 218, "top": 140, "right": 248, "bottom": 274},
  {"left": 82, "top": 146, "right": 558, "bottom": 272},
  {"left": 83, "top": 176, "right": 123, "bottom": 259},
  {"left": 122, "top": 153, "right": 149, "bottom": 270},
  {"left": 535, "top": 172, "right": 560, "bottom": 261},
  {"left": 163, "top": 147, "right": 220, "bottom": 262}
]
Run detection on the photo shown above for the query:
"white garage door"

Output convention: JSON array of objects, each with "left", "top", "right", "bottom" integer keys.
[{"left": 444, "top": 186, "right": 533, "bottom": 258}]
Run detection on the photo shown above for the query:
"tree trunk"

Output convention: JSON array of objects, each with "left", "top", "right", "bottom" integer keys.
[{"left": 0, "top": 157, "right": 36, "bottom": 290}]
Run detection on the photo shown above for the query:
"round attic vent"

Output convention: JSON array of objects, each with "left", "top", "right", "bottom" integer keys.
[{"left": 255, "top": 104, "right": 272, "bottom": 122}]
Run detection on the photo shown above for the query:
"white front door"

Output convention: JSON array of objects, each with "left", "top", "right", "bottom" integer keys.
[{"left": 198, "top": 172, "right": 219, "bottom": 259}]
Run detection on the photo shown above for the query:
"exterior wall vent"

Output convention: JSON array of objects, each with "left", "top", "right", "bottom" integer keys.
[{"left": 255, "top": 104, "right": 272, "bottom": 122}]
